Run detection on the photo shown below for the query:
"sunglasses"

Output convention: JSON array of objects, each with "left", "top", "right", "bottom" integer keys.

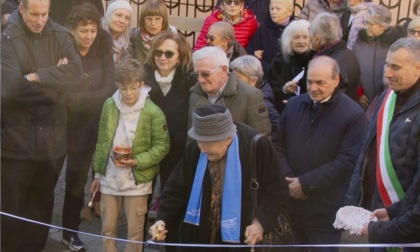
[
  {"left": 206, "top": 34, "right": 216, "bottom": 42},
  {"left": 193, "top": 65, "right": 222, "bottom": 78},
  {"left": 153, "top": 50, "right": 177, "bottom": 59},
  {"left": 408, "top": 29, "right": 420, "bottom": 36},
  {"left": 224, "top": 0, "right": 242, "bottom": 6}
]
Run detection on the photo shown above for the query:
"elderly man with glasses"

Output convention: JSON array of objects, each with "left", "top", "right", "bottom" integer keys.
[{"left": 188, "top": 46, "right": 271, "bottom": 136}]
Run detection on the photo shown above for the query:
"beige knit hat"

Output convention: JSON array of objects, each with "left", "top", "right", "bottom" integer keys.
[
  {"left": 106, "top": 0, "right": 132, "bottom": 16},
  {"left": 408, "top": 18, "right": 420, "bottom": 31}
]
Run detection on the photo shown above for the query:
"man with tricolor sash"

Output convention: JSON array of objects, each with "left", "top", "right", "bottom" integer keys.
[{"left": 346, "top": 37, "right": 420, "bottom": 245}]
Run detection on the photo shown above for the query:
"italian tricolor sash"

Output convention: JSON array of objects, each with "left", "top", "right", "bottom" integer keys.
[{"left": 376, "top": 89, "right": 405, "bottom": 207}]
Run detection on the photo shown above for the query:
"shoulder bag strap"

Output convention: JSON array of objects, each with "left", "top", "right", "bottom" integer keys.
[{"left": 250, "top": 133, "right": 264, "bottom": 220}]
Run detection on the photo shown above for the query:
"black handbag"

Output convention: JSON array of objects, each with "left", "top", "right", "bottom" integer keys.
[{"left": 250, "top": 134, "right": 294, "bottom": 252}]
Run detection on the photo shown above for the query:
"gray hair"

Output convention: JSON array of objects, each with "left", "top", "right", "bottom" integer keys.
[
  {"left": 309, "top": 13, "right": 342, "bottom": 45},
  {"left": 193, "top": 46, "right": 229, "bottom": 67},
  {"left": 308, "top": 56, "right": 340, "bottom": 79},
  {"left": 209, "top": 21, "right": 237, "bottom": 47},
  {"left": 281, "top": 19, "right": 310, "bottom": 62},
  {"left": 366, "top": 4, "right": 392, "bottom": 29},
  {"left": 389, "top": 37, "right": 420, "bottom": 62},
  {"left": 230, "top": 55, "right": 264, "bottom": 83}
]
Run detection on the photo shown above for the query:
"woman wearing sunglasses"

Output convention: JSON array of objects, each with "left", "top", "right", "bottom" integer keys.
[
  {"left": 131, "top": 0, "right": 177, "bottom": 63},
  {"left": 143, "top": 31, "right": 194, "bottom": 239},
  {"left": 206, "top": 21, "right": 246, "bottom": 62},
  {"left": 194, "top": 0, "right": 258, "bottom": 51}
]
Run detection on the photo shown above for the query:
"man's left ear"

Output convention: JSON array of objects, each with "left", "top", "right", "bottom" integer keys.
[
  {"left": 139, "top": 81, "right": 145, "bottom": 87},
  {"left": 222, "top": 65, "right": 229, "bottom": 73}
]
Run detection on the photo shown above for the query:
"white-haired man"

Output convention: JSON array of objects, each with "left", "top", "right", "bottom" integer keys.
[{"left": 188, "top": 46, "right": 271, "bottom": 136}]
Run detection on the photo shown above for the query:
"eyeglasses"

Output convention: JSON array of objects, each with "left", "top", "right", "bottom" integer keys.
[
  {"left": 223, "top": 0, "right": 242, "bottom": 6},
  {"left": 206, "top": 34, "right": 216, "bottom": 42},
  {"left": 408, "top": 29, "right": 420, "bottom": 36},
  {"left": 144, "top": 16, "right": 163, "bottom": 24},
  {"left": 153, "top": 50, "right": 178, "bottom": 59},
  {"left": 193, "top": 65, "right": 222, "bottom": 78}
]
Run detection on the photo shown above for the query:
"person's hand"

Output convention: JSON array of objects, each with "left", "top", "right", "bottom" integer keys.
[
  {"left": 360, "top": 223, "right": 369, "bottom": 237},
  {"left": 285, "top": 177, "right": 307, "bottom": 200},
  {"left": 24, "top": 72, "right": 41, "bottom": 83},
  {"left": 149, "top": 220, "right": 167, "bottom": 241},
  {"left": 91, "top": 178, "right": 100, "bottom": 193},
  {"left": 254, "top": 50, "right": 263, "bottom": 60},
  {"left": 118, "top": 158, "right": 137, "bottom": 167},
  {"left": 244, "top": 219, "right": 264, "bottom": 245},
  {"left": 57, "top": 57, "right": 68, "bottom": 66},
  {"left": 282, "top": 80, "right": 299, "bottom": 94},
  {"left": 112, "top": 158, "right": 136, "bottom": 168},
  {"left": 358, "top": 94, "right": 369, "bottom": 110},
  {"left": 371, "top": 208, "right": 389, "bottom": 221}
]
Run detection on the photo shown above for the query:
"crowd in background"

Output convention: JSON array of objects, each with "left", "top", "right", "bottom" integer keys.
[{"left": 1, "top": 0, "right": 420, "bottom": 251}]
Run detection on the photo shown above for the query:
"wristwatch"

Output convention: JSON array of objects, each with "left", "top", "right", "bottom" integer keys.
[{"left": 24, "top": 74, "right": 29, "bottom": 80}]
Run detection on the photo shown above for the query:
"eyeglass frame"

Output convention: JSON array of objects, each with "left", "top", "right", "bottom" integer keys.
[
  {"left": 223, "top": 0, "right": 243, "bottom": 6},
  {"left": 153, "top": 50, "right": 178, "bottom": 59},
  {"left": 193, "top": 65, "right": 223, "bottom": 79},
  {"left": 206, "top": 34, "right": 216, "bottom": 42},
  {"left": 408, "top": 29, "right": 420, "bottom": 36}
]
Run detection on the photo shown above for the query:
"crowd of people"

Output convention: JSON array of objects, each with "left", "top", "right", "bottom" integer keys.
[{"left": 1, "top": 0, "right": 420, "bottom": 252}]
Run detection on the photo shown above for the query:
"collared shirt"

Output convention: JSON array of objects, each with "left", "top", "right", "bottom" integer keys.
[{"left": 208, "top": 79, "right": 229, "bottom": 104}]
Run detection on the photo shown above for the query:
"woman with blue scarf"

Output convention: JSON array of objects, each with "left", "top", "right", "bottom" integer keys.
[{"left": 149, "top": 105, "right": 289, "bottom": 251}]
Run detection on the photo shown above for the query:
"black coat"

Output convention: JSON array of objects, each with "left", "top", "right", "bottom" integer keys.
[
  {"left": 311, "top": 40, "right": 361, "bottom": 100},
  {"left": 158, "top": 124, "right": 289, "bottom": 251},
  {"left": 267, "top": 52, "right": 310, "bottom": 113},
  {"left": 66, "top": 28, "right": 115, "bottom": 153},
  {"left": 346, "top": 83, "right": 420, "bottom": 243},
  {"left": 144, "top": 66, "right": 195, "bottom": 187},
  {"left": 1, "top": 11, "right": 82, "bottom": 160}
]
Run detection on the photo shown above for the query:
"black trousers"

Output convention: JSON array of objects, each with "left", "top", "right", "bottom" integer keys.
[
  {"left": 62, "top": 151, "right": 94, "bottom": 234},
  {"left": 1, "top": 156, "right": 65, "bottom": 252}
]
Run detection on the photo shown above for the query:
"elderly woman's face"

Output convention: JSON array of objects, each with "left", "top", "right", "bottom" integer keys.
[
  {"left": 221, "top": 0, "right": 244, "bottom": 21},
  {"left": 144, "top": 15, "right": 164, "bottom": 36},
  {"left": 207, "top": 27, "right": 229, "bottom": 51},
  {"left": 108, "top": 9, "right": 131, "bottom": 36},
  {"left": 72, "top": 22, "right": 98, "bottom": 53},
  {"left": 291, "top": 30, "right": 310, "bottom": 54},
  {"left": 408, "top": 26, "right": 420, "bottom": 40},
  {"left": 364, "top": 17, "right": 386, "bottom": 38},
  {"left": 153, "top": 39, "right": 180, "bottom": 77},
  {"left": 269, "top": 1, "right": 291, "bottom": 24}
]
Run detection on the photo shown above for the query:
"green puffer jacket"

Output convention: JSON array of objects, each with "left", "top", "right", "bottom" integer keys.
[{"left": 93, "top": 97, "right": 170, "bottom": 184}]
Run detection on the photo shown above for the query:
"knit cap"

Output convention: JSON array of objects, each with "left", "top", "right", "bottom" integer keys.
[
  {"left": 408, "top": 18, "right": 420, "bottom": 30},
  {"left": 106, "top": 0, "right": 132, "bottom": 16}
]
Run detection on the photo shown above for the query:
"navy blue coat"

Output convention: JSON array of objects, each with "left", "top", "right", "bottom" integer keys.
[
  {"left": 273, "top": 90, "right": 367, "bottom": 230},
  {"left": 246, "top": 16, "right": 295, "bottom": 76},
  {"left": 346, "top": 84, "right": 420, "bottom": 243},
  {"left": 258, "top": 79, "right": 280, "bottom": 133}
]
